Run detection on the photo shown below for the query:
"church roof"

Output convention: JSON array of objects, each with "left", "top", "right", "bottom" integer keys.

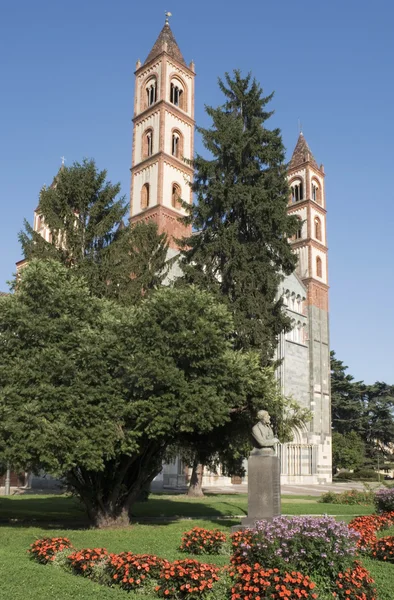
[
  {"left": 289, "top": 133, "right": 319, "bottom": 170},
  {"left": 0, "top": 291, "right": 9, "bottom": 296},
  {"left": 144, "top": 22, "right": 186, "bottom": 67}
]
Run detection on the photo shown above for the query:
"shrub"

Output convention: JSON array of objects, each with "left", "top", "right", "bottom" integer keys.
[
  {"left": 67, "top": 547, "right": 109, "bottom": 577},
  {"left": 231, "top": 516, "right": 359, "bottom": 580},
  {"left": 370, "top": 536, "right": 394, "bottom": 563},
  {"left": 335, "top": 470, "right": 379, "bottom": 481},
  {"left": 374, "top": 488, "right": 394, "bottom": 513},
  {"left": 319, "top": 489, "right": 374, "bottom": 505},
  {"left": 29, "top": 537, "right": 72, "bottom": 564},
  {"left": 156, "top": 559, "right": 220, "bottom": 599},
  {"left": 318, "top": 491, "right": 339, "bottom": 503},
  {"left": 229, "top": 564, "right": 318, "bottom": 600},
  {"left": 107, "top": 552, "right": 168, "bottom": 591},
  {"left": 180, "top": 527, "right": 227, "bottom": 555},
  {"left": 333, "top": 561, "right": 377, "bottom": 599}
]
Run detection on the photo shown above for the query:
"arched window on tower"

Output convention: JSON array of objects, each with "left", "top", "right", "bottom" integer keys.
[
  {"left": 171, "top": 130, "right": 183, "bottom": 158},
  {"left": 291, "top": 180, "right": 304, "bottom": 202},
  {"left": 141, "top": 183, "right": 150, "bottom": 210},
  {"left": 316, "top": 256, "right": 322, "bottom": 278},
  {"left": 146, "top": 77, "right": 157, "bottom": 108},
  {"left": 295, "top": 216, "right": 303, "bottom": 240},
  {"left": 311, "top": 180, "right": 321, "bottom": 204},
  {"left": 143, "top": 129, "right": 153, "bottom": 158},
  {"left": 170, "top": 80, "right": 185, "bottom": 110},
  {"left": 171, "top": 183, "right": 181, "bottom": 209},
  {"left": 314, "top": 216, "right": 322, "bottom": 241}
]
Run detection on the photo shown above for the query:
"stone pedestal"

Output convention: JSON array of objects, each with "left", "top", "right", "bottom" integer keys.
[{"left": 238, "top": 450, "right": 281, "bottom": 529}]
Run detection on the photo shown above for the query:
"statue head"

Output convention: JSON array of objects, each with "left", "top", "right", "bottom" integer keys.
[{"left": 257, "top": 410, "right": 270, "bottom": 424}]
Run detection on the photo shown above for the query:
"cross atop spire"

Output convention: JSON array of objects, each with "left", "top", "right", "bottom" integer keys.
[{"left": 165, "top": 10, "right": 172, "bottom": 24}]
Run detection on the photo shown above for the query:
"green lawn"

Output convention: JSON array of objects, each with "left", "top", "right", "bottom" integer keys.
[{"left": 0, "top": 493, "right": 392, "bottom": 599}]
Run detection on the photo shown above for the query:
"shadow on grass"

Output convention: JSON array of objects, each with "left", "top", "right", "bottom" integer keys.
[{"left": 0, "top": 494, "right": 244, "bottom": 530}]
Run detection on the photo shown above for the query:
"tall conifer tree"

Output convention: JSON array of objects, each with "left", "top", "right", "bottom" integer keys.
[
  {"left": 19, "top": 159, "right": 127, "bottom": 297},
  {"left": 180, "top": 71, "right": 299, "bottom": 363}
]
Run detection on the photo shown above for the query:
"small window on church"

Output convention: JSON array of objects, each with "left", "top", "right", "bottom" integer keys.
[
  {"left": 312, "top": 181, "right": 321, "bottom": 204},
  {"left": 171, "top": 183, "right": 181, "bottom": 209},
  {"left": 295, "top": 216, "right": 302, "bottom": 239},
  {"left": 172, "top": 131, "right": 182, "bottom": 158},
  {"left": 143, "top": 129, "right": 153, "bottom": 158},
  {"left": 316, "top": 256, "right": 322, "bottom": 278},
  {"left": 170, "top": 82, "right": 184, "bottom": 109},
  {"left": 141, "top": 183, "right": 150, "bottom": 210},
  {"left": 314, "top": 217, "right": 322, "bottom": 241},
  {"left": 146, "top": 78, "right": 157, "bottom": 107}
]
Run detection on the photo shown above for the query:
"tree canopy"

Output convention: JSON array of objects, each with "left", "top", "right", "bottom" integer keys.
[
  {"left": 330, "top": 351, "right": 394, "bottom": 472},
  {"left": 180, "top": 70, "right": 299, "bottom": 363},
  {"left": 0, "top": 260, "right": 289, "bottom": 525}
]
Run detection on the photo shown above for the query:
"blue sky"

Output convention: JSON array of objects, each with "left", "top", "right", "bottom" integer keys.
[{"left": 1, "top": 0, "right": 393, "bottom": 383}]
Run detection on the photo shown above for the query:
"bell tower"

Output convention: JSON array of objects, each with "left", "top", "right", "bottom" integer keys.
[
  {"left": 130, "top": 15, "right": 195, "bottom": 248},
  {"left": 287, "top": 133, "right": 331, "bottom": 483}
]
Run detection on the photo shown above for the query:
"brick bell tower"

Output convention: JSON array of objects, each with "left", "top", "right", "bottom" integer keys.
[
  {"left": 130, "top": 15, "right": 195, "bottom": 248},
  {"left": 287, "top": 133, "right": 332, "bottom": 482}
]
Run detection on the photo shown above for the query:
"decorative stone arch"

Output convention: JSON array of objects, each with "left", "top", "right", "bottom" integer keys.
[
  {"left": 171, "top": 128, "right": 184, "bottom": 159},
  {"left": 141, "top": 183, "right": 150, "bottom": 210},
  {"left": 314, "top": 216, "right": 322, "bottom": 241},
  {"left": 142, "top": 127, "right": 154, "bottom": 159},
  {"left": 311, "top": 177, "right": 322, "bottom": 204},
  {"left": 171, "top": 182, "right": 182, "bottom": 209},
  {"left": 289, "top": 177, "right": 304, "bottom": 203},
  {"left": 283, "top": 288, "right": 290, "bottom": 306},
  {"left": 141, "top": 74, "right": 158, "bottom": 111},
  {"left": 169, "top": 73, "right": 188, "bottom": 111}
]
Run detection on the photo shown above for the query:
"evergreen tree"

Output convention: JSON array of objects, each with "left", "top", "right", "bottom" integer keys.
[
  {"left": 180, "top": 70, "right": 299, "bottom": 363},
  {"left": 103, "top": 220, "right": 172, "bottom": 305},
  {"left": 330, "top": 350, "right": 365, "bottom": 435},
  {"left": 19, "top": 159, "right": 127, "bottom": 297},
  {"left": 332, "top": 431, "right": 365, "bottom": 472}
]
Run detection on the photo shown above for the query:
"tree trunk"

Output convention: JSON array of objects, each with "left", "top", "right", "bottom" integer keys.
[{"left": 188, "top": 458, "right": 205, "bottom": 497}]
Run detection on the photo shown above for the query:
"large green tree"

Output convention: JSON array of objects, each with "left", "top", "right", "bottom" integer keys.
[
  {"left": 0, "top": 260, "right": 276, "bottom": 526},
  {"left": 180, "top": 70, "right": 299, "bottom": 363}
]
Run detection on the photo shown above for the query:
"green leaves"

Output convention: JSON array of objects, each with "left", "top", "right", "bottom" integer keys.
[
  {"left": 180, "top": 70, "right": 298, "bottom": 362},
  {"left": 0, "top": 260, "right": 245, "bottom": 523}
]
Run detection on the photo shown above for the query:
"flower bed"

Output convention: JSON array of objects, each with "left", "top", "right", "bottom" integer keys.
[
  {"left": 370, "top": 536, "right": 394, "bottom": 563},
  {"left": 348, "top": 512, "right": 394, "bottom": 549},
  {"left": 27, "top": 529, "right": 379, "bottom": 599},
  {"left": 334, "top": 561, "right": 377, "bottom": 599},
  {"left": 108, "top": 552, "right": 168, "bottom": 591},
  {"left": 231, "top": 515, "right": 359, "bottom": 579},
  {"left": 229, "top": 564, "right": 318, "bottom": 600},
  {"left": 155, "top": 558, "right": 220, "bottom": 599},
  {"left": 67, "top": 547, "right": 109, "bottom": 576},
  {"left": 180, "top": 527, "right": 227, "bottom": 555},
  {"left": 29, "top": 537, "right": 72, "bottom": 564}
]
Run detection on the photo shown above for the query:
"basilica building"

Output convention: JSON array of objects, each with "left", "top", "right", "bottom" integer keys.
[{"left": 27, "top": 18, "right": 332, "bottom": 486}]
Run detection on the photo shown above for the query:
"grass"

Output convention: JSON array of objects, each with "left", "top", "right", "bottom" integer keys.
[
  {"left": 0, "top": 493, "right": 375, "bottom": 525},
  {"left": 0, "top": 493, "right": 392, "bottom": 599}
]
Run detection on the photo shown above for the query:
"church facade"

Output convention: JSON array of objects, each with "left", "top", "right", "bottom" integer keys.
[
  {"left": 27, "top": 19, "right": 332, "bottom": 486},
  {"left": 130, "top": 20, "right": 331, "bottom": 486}
]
